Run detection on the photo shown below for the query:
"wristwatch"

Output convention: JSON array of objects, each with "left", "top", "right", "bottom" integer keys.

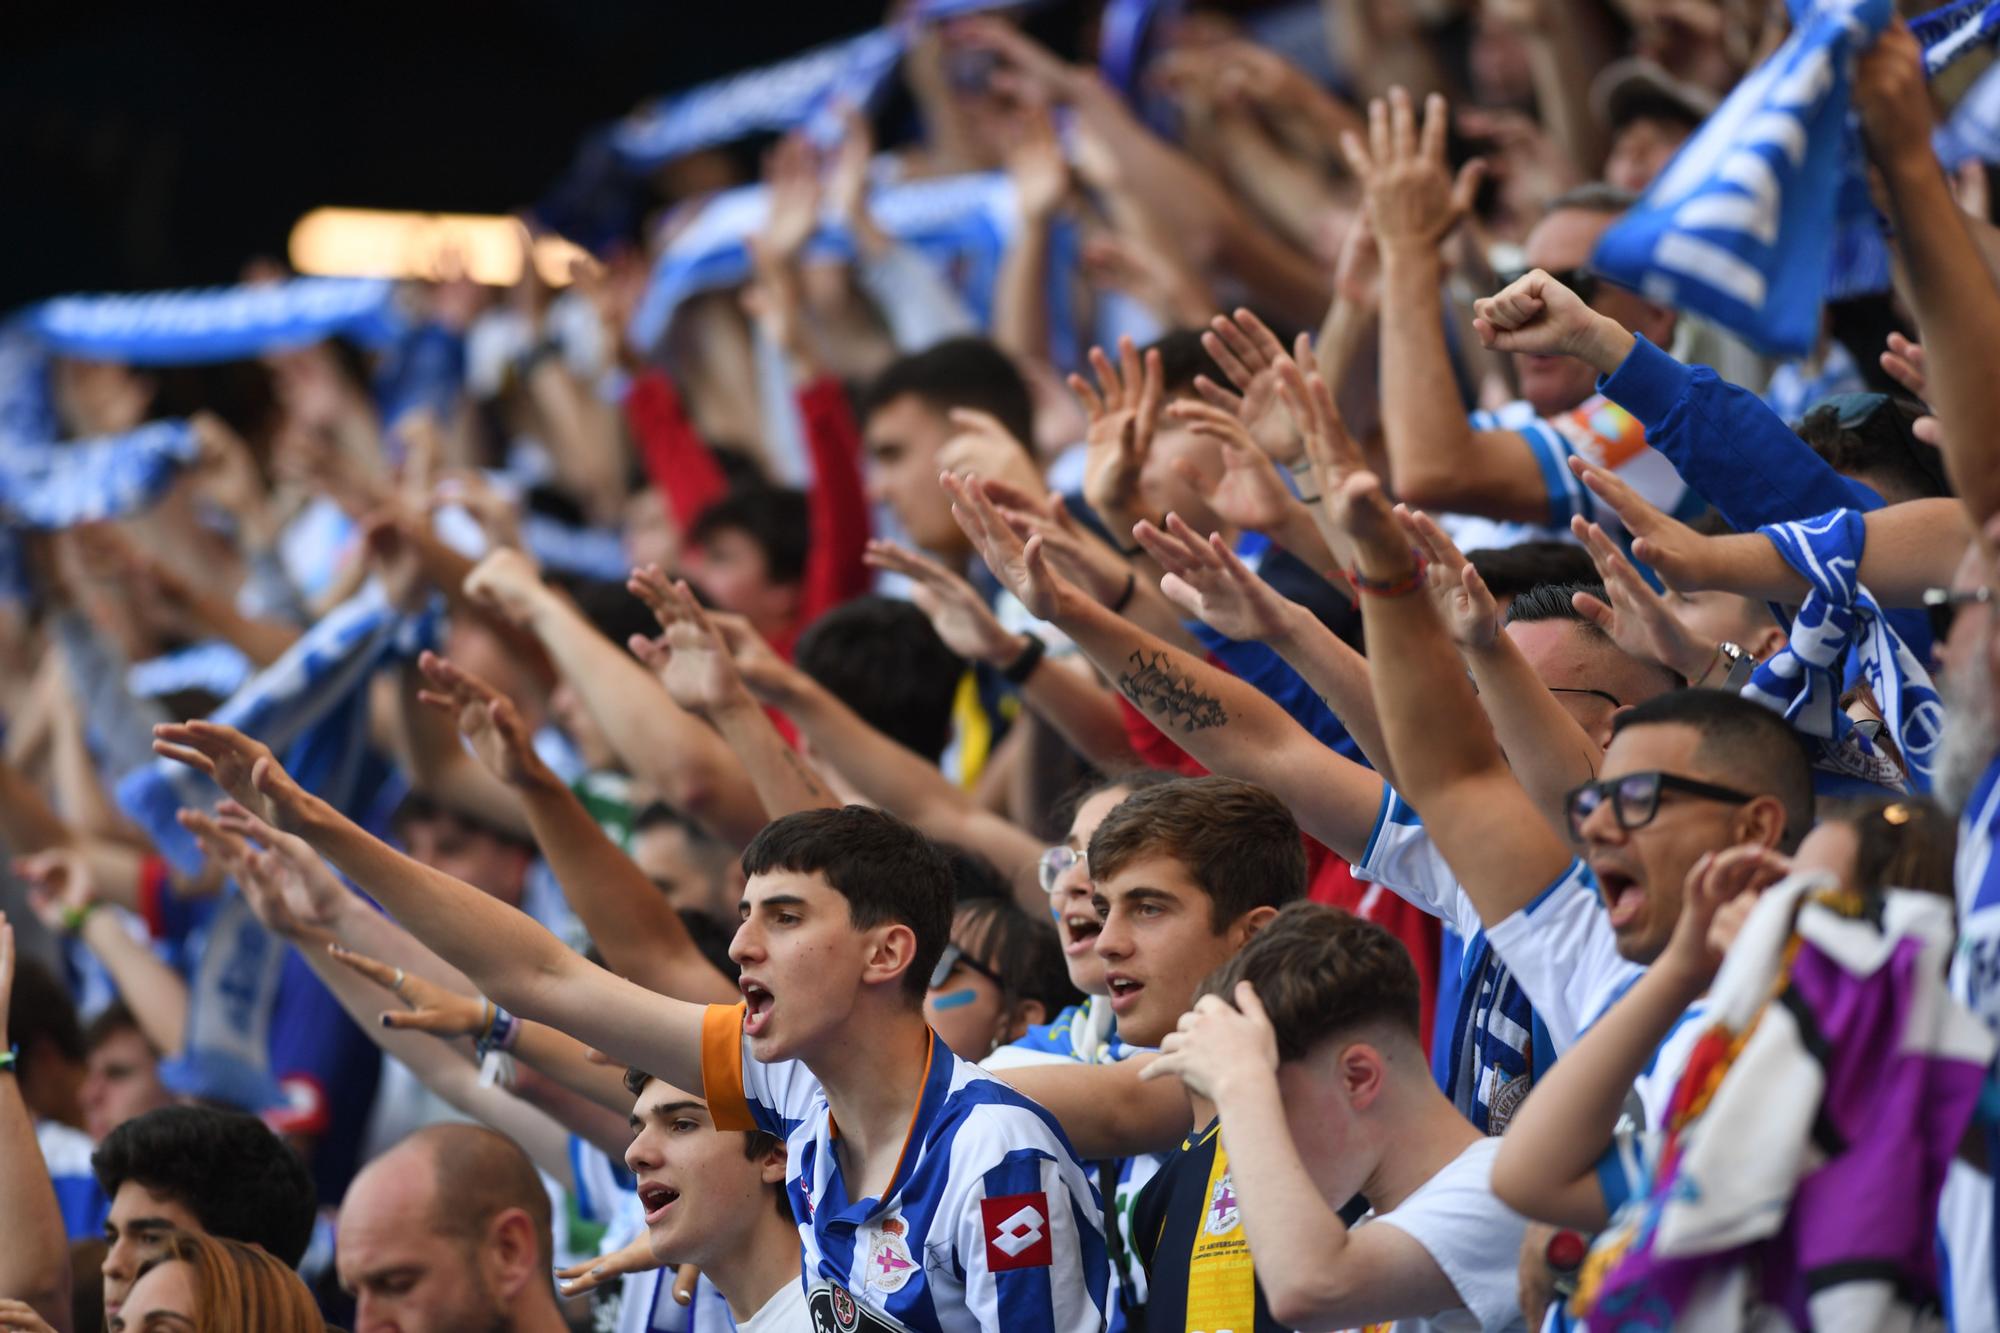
[{"left": 1697, "top": 641, "right": 1754, "bottom": 690}]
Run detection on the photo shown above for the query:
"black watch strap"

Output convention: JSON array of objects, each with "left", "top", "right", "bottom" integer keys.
[{"left": 1001, "top": 633, "right": 1047, "bottom": 685}]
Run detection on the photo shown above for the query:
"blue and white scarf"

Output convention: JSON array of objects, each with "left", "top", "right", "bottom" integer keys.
[
  {"left": 1591, "top": 0, "right": 1893, "bottom": 358},
  {"left": 115, "top": 581, "right": 441, "bottom": 875},
  {"left": 1741, "top": 508, "right": 1946, "bottom": 792},
  {"left": 0, "top": 419, "right": 200, "bottom": 529},
  {"left": 25, "top": 277, "right": 404, "bottom": 365},
  {"left": 127, "top": 641, "right": 254, "bottom": 702},
  {"left": 627, "top": 170, "right": 1018, "bottom": 351},
  {"left": 1910, "top": 0, "right": 2000, "bottom": 73}
]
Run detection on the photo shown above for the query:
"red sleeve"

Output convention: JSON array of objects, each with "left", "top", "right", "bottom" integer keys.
[
  {"left": 624, "top": 370, "right": 728, "bottom": 532},
  {"left": 1305, "top": 845, "right": 1441, "bottom": 1058},
  {"left": 793, "top": 376, "right": 873, "bottom": 627},
  {"left": 138, "top": 855, "right": 170, "bottom": 940},
  {"left": 1114, "top": 696, "right": 1209, "bottom": 777}
]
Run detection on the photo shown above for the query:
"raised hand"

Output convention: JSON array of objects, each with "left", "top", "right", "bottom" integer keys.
[
  {"left": 414, "top": 651, "right": 549, "bottom": 788},
  {"left": 1340, "top": 87, "right": 1484, "bottom": 259},
  {"left": 1880, "top": 332, "right": 1943, "bottom": 447},
  {"left": 1397, "top": 508, "right": 1501, "bottom": 650},
  {"left": 462, "top": 546, "right": 550, "bottom": 628},
  {"left": 1471, "top": 269, "right": 1632, "bottom": 374},
  {"left": 825, "top": 102, "right": 885, "bottom": 254},
  {"left": 943, "top": 471, "right": 1081, "bottom": 621},
  {"left": 936, "top": 408, "right": 1050, "bottom": 506},
  {"left": 1662, "top": 843, "right": 1796, "bottom": 986},
  {"left": 1271, "top": 345, "right": 1366, "bottom": 565},
  {"left": 432, "top": 469, "right": 526, "bottom": 554},
  {"left": 212, "top": 800, "right": 352, "bottom": 932},
  {"left": 988, "top": 495, "right": 1139, "bottom": 607},
  {"left": 1139, "top": 981, "right": 1280, "bottom": 1102},
  {"left": 759, "top": 132, "right": 822, "bottom": 265},
  {"left": 627, "top": 567, "right": 756, "bottom": 716},
  {"left": 1564, "top": 456, "right": 1710, "bottom": 592},
  {"left": 557, "top": 1234, "right": 665, "bottom": 1299},
  {"left": 1194, "top": 309, "right": 1303, "bottom": 466},
  {"left": 1853, "top": 21, "right": 1932, "bottom": 163},
  {"left": 13, "top": 848, "right": 101, "bottom": 937},
  {"left": 1568, "top": 518, "right": 1715, "bottom": 683},
  {"left": 1133, "top": 512, "right": 1298, "bottom": 643},
  {"left": 1003, "top": 97, "right": 1069, "bottom": 223},
  {"left": 327, "top": 943, "right": 492, "bottom": 1037},
  {"left": 1165, "top": 400, "right": 1296, "bottom": 535},
  {"left": 864, "top": 540, "right": 1026, "bottom": 665},
  {"left": 151, "top": 722, "right": 310, "bottom": 831},
  {"left": 1073, "top": 336, "right": 1165, "bottom": 530}
]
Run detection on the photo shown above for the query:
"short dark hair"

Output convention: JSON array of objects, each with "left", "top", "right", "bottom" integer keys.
[
  {"left": 677, "top": 908, "right": 740, "bottom": 981},
  {"left": 389, "top": 790, "right": 534, "bottom": 852},
  {"left": 950, "top": 896, "right": 1084, "bottom": 1020},
  {"left": 944, "top": 845, "right": 1013, "bottom": 904},
  {"left": 7, "top": 954, "right": 84, "bottom": 1067},
  {"left": 1203, "top": 903, "right": 1421, "bottom": 1061},
  {"left": 858, "top": 337, "right": 1035, "bottom": 450},
  {"left": 1087, "top": 776, "right": 1308, "bottom": 931},
  {"left": 84, "top": 1000, "right": 155, "bottom": 1057},
  {"left": 560, "top": 576, "right": 664, "bottom": 651},
  {"left": 1467, "top": 544, "right": 1599, "bottom": 602},
  {"left": 740, "top": 806, "right": 956, "bottom": 1002},
  {"left": 1795, "top": 397, "right": 1950, "bottom": 505},
  {"left": 794, "top": 597, "right": 964, "bottom": 762},
  {"left": 1612, "top": 90, "right": 1706, "bottom": 135},
  {"left": 1502, "top": 580, "right": 1608, "bottom": 629},
  {"left": 1049, "top": 767, "right": 1183, "bottom": 834},
  {"left": 1145, "top": 329, "right": 1228, "bottom": 398},
  {"left": 689, "top": 486, "right": 811, "bottom": 586},
  {"left": 92, "top": 1106, "right": 317, "bottom": 1267},
  {"left": 1610, "top": 691, "right": 1815, "bottom": 850}
]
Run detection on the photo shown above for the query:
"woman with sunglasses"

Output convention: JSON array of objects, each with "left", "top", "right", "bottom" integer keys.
[{"left": 923, "top": 896, "right": 1081, "bottom": 1061}]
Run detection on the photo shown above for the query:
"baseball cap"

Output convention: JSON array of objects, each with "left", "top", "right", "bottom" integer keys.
[{"left": 1591, "top": 58, "right": 1719, "bottom": 134}]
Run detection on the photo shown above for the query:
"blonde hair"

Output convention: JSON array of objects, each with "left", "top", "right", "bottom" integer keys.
[{"left": 142, "top": 1230, "right": 322, "bottom": 1332}]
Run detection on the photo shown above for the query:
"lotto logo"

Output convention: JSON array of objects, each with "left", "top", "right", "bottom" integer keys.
[{"left": 980, "top": 1192, "right": 1054, "bottom": 1271}]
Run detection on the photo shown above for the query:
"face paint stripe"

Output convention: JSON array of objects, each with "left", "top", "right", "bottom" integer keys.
[{"left": 930, "top": 989, "right": 979, "bottom": 1011}]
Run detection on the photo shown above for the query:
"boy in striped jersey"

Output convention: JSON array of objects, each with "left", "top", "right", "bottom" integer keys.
[{"left": 149, "top": 721, "right": 1108, "bottom": 1333}]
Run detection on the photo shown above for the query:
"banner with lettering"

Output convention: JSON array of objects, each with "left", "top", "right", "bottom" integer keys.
[{"left": 1590, "top": 0, "right": 1892, "bottom": 357}]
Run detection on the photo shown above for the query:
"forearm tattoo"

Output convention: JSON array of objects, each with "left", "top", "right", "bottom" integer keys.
[{"left": 1116, "top": 650, "right": 1228, "bottom": 733}]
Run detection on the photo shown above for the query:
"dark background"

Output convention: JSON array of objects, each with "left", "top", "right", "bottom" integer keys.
[{"left": 0, "top": 1, "right": 884, "bottom": 310}]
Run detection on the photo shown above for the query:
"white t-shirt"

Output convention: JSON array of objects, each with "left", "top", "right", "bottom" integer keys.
[
  {"left": 1356, "top": 1138, "right": 1528, "bottom": 1333},
  {"left": 737, "top": 1277, "right": 810, "bottom": 1333}
]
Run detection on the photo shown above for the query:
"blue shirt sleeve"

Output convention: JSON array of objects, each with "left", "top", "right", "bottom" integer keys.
[
  {"left": 1186, "top": 622, "right": 1368, "bottom": 767},
  {"left": 1597, "top": 334, "right": 1882, "bottom": 531}
]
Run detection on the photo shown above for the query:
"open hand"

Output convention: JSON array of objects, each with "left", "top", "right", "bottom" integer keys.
[
  {"left": 865, "top": 539, "right": 1024, "bottom": 665},
  {"left": 1194, "top": 309, "right": 1303, "bottom": 466},
  {"left": 1340, "top": 88, "right": 1484, "bottom": 258},
  {"left": 1074, "top": 336, "right": 1164, "bottom": 528},
  {"left": 1166, "top": 400, "right": 1295, "bottom": 535},
  {"left": 1141, "top": 981, "right": 1280, "bottom": 1102},
  {"left": 943, "top": 471, "right": 1080, "bottom": 621},
  {"left": 152, "top": 721, "right": 310, "bottom": 832},
  {"left": 1565, "top": 456, "right": 1710, "bottom": 591},
  {"left": 558, "top": 1233, "right": 666, "bottom": 1298},
  {"left": 328, "top": 943, "right": 493, "bottom": 1037},
  {"left": 415, "top": 651, "right": 549, "bottom": 788},
  {"left": 1398, "top": 508, "right": 1501, "bottom": 650},
  {"left": 627, "top": 567, "right": 755, "bottom": 716},
  {"left": 1569, "top": 518, "right": 1714, "bottom": 682},
  {"left": 1134, "top": 513, "right": 1299, "bottom": 644},
  {"left": 213, "top": 800, "right": 352, "bottom": 932},
  {"left": 13, "top": 847, "right": 100, "bottom": 937}
]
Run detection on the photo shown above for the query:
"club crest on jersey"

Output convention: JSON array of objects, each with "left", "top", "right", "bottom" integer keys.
[
  {"left": 867, "top": 1216, "right": 919, "bottom": 1292},
  {"left": 1203, "top": 1172, "right": 1240, "bottom": 1235},
  {"left": 980, "top": 1191, "right": 1054, "bottom": 1271}
]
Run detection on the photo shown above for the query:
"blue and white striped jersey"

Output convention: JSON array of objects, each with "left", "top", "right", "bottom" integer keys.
[
  {"left": 1943, "top": 754, "right": 2000, "bottom": 1332},
  {"left": 701, "top": 1005, "right": 1108, "bottom": 1332}
]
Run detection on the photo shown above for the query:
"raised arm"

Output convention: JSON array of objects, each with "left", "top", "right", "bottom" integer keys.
[
  {"left": 0, "top": 915, "right": 73, "bottom": 1333},
  {"left": 997, "top": 1053, "right": 1192, "bottom": 1158},
  {"left": 151, "top": 721, "right": 711, "bottom": 1097},
  {"left": 945, "top": 471, "right": 1387, "bottom": 862},
  {"left": 1346, "top": 90, "right": 1553, "bottom": 522},
  {"left": 462, "top": 548, "right": 769, "bottom": 845},
  {"left": 411, "top": 648, "right": 738, "bottom": 1004},
  {"left": 17, "top": 851, "right": 187, "bottom": 1056},
  {"left": 1857, "top": 22, "right": 2000, "bottom": 528}
]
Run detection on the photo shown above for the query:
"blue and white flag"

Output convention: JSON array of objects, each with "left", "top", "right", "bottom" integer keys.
[
  {"left": 1934, "top": 53, "right": 2000, "bottom": 165},
  {"left": 0, "top": 420, "right": 201, "bottom": 529},
  {"left": 127, "top": 641, "right": 254, "bottom": 702},
  {"left": 627, "top": 170, "right": 1018, "bottom": 350},
  {"left": 26, "top": 277, "right": 404, "bottom": 366},
  {"left": 115, "top": 582, "right": 441, "bottom": 876},
  {"left": 1591, "top": 0, "right": 1892, "bottom": 357},
  {"left": 1741, "top": 507, "right": 1946, "bottom": 792},
  {"left": 612, "top": 28, "right": 905, "bottom": 170},
  {"left": 1910, "top": 0, "right": 2000, "bottom": 74}
]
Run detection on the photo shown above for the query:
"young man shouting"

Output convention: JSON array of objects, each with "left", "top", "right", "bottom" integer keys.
[{"left": 151, "top": 720, "right": 1107, "bottom": 1333}]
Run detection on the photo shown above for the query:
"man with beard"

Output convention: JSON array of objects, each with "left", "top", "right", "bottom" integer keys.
[{"left": 335, "top": 1123, "right": 567, "bottom": 1333}]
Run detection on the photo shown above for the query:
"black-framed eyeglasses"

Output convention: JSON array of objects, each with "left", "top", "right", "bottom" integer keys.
[
  {"left": 1549, "top": 686, "right": 1624, "bottom": 709},
  {"left": 1924, "top": 584, "right": 1994, "bottom": 639},
  {"left": 929, "top": 942, "right": 1005, "bottom": 993},
  {"left": 1038, "top": 844, "right": 1085, "bottom": 893},
  {"left": 1563, "top": 770, "right": 1759, "bottom": 841},
  {"left": 1497, "top": 266, "right": 1600, "bottom": 305}
]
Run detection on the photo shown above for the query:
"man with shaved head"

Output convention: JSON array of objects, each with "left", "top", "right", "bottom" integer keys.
[{"left": 335, "top": 1123, "right": 566, "bottom": 1333}]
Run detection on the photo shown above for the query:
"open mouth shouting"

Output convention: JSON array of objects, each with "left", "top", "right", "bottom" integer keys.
[
  {"left": 741, "top": 977, "right": 775, "bottom": 1037},
  {"left": 637, "top": 1178, "right": 681, "bottom": 1226},
  {"left": 1593, "top": 863, "right": 1647, "bottom": 933},
  {"left": 1104, "top": 971, "right": 1144, "bottom": 1014},
  {"left": 1061, "top": 908, "right": 1102, "bottom": 957}
]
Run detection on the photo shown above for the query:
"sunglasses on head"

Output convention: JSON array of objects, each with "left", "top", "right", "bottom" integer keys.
[
  {"left": 1562, "top": 769, "right": 1758, "bottom": 842},
  {"left": 929, "top": 942, "right": 1004, "bottom": 993}
]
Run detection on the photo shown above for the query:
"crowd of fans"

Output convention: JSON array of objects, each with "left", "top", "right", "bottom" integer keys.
[{"left": 5, "top": 0, "right": 2000, "bottom": 1329}]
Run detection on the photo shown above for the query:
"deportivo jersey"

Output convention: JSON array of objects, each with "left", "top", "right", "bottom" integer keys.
[
  {"left": 700, "top": 1004, "right": 1108, "bottom": 1332},
  {"left": 1130, "top": 1121, "right": 1289, "bottom": 1333},
  {"left": 983, "top": 997, "right": 1162, "bottom": 1333},
  {"left": 1356, "top": 790, "right": 1551, "bottom": 1132}
]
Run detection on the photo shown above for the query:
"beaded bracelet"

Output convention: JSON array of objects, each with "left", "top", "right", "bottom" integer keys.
[{"left": 1349, "top": 563, "right": 1426, "bottom": 598}]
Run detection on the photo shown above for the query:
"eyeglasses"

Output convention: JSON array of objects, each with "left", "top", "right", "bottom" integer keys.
[
  {"left": 1549, "top": 686, "right": 1624, "bottom": 709},
  {"left": 929, "top": 942, "right": 1005, "bottom": 993},
  {"left": 1497, "top": 267, "right": 1600, "bottom": 305},
  {"left": 1924, "top": 585, "right": 1994, "bottom": 639},
  {"left": 1563, "top": 770, "right": 1759, "bottom": 841},
  {"left": 1038, "top": 844, "right": 1085, "bottom": 893}
]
